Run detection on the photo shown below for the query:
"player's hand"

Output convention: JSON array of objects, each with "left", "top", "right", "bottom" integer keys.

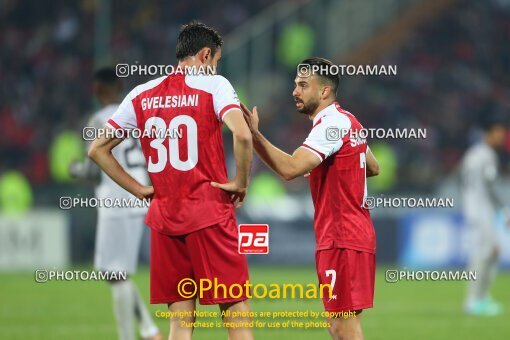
[
  {"left": 503, "top": 208, "right": 510, "bottom": 229},
  {"left": 210, "top": 181, "right": 247, "bottom": 208},
  {"left": 136, "top": 185, "right": 154, "bottom": 201},
  {"left": 240, "top": 103, "right": 260, "bottom": 133},
  {"left": 68, "top": 160, "right": 81, "bottom": 178}
]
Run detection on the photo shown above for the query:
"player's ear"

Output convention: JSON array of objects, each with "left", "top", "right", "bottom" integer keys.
[
  {"left": 320, "top": 84, "right": 331, "bottom": 100},
  {"left": 197, "top": 47, "right": 212, "bottom": 63}
]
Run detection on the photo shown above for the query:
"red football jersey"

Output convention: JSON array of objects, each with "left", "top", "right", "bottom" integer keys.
[
  {"left": 300, "top": 102, "right": 376, "bottom": 253},
  {"left": 107, "top": 74, "right": 240, "bottom": 236}
]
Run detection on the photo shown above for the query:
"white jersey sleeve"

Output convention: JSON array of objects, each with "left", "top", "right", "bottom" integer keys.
[
  {"left": 106, "top": 91, "right": 137, "bottom": 130},
  {"left": 211, "top": 76, "right": 241, "bottom": 121},
  {"left": 106, "top": 76, "right": 168, "bottom": 130},
  {"left": 186, "top": 75, "right": 241, "bottom": 122},
  {"left": 300, "top": 113, "right": 351, "bottom": 162}
]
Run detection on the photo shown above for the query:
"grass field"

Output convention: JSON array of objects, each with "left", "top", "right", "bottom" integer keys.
[{"left": 1, "top": 266, "right": 509, "bottom": 340}]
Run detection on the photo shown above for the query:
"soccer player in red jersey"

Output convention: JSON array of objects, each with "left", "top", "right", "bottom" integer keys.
[
  {"left": 88, "top": 22, "right": 254, "bottom": 340},
  {"left": 242, "top": 57, "right": 380, "bottom": 339}
]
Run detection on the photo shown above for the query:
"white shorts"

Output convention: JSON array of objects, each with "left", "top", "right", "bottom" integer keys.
[{"left": 94, "top": 214, "right": 145, "bottom": 275}]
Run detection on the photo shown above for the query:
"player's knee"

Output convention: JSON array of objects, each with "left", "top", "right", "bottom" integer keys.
[
  {"left": 329, "top": 311, "right": 363, "bottom": 340},
  {"left": 219, "top": 300, "right": 250, "bottom": 313},
  {"left": 107, "top": 275, "right": 128, "bottom": 284},
  {"left": 492, "top": 246, "right": 500, "bottom": 259},
  {"left": 329, "top": 320, "right": 346, "bottom": 340}
]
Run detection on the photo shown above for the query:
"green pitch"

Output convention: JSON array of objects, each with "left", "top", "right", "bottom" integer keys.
[{"left": 1, "top": 266, "right": 509, "bottom": 339}]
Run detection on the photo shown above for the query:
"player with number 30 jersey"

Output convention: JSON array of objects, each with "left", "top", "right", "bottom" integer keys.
[
  {"left": 89, "top": 22, "right": 254, "bottom": 340},
  {"left": 107, "top": 73, "right": 239, "bottom": 236}
]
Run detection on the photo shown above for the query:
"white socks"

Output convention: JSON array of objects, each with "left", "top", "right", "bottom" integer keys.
[
  {"left": 111, "top": 280, "right": 159, "bottom": 340},
  {"left": 133, "top": 282, "right": 159, "bottom": 338},
  {"left": 466, "top": 248, "right": 499, "bottom": 304}
]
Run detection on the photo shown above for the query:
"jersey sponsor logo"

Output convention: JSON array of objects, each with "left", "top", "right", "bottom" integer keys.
[{"left": 238, "top": 224, "right": 269, "bottom": 254}]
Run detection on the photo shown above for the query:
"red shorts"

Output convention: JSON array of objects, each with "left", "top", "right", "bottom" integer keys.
[
  {"left": 150, "top": 217, "right": 249, "bottom": 305},
  {"left": 316, "top": 248, "right": 375, "bottom": 313}
]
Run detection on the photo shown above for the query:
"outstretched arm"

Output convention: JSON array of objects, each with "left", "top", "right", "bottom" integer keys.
[
  {"left": 366, "top": 147, "right": 380, "bottom": 177},
  {"left": 69, "top": 116, "right": 102, "bottom": 182},
  {"left": 241, "top": 104, "right": 320, "bottom": 181}
]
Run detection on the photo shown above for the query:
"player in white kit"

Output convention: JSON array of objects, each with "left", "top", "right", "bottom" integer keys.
[
  {"left": 460, "top": 116, "right": 508, "bottom": 316},
  {"left": 69, "top": 68, "right": 162, "bottom": 340}
]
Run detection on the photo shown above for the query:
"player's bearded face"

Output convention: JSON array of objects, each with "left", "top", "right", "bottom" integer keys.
[
  {"left": 296, "top": 96, "right": 319, "bottom": 115},
  {"left": 293, "top": 77, "right": 320, "bottom": 115}
]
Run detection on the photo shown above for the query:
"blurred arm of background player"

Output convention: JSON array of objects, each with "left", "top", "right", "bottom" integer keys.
[
  {"left": 485, "top": 160, "right": 510, "bottom": 226},
  {"left": 68, "top": 116, "right": 102, "bottom": 183},
  {"left": 241, "top": 103, "right": 380, "bottom": 180},
  {"left": 365, "top": 147, "right": 380, "bottom": 177},
  {"left": 88, "top": 131, "right": 154, "bottom": 200},
  {"left": 211, "top": 109, "right": 253, "bottom": 208}
]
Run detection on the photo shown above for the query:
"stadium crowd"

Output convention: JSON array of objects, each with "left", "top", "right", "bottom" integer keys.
[{"left": 1, "top": 0, "right": 508, "bottom": 200}]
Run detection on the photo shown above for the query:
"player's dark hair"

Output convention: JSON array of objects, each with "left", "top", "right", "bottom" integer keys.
[
  {"left": 481, "top": 114, "right": 507, "bottom": 132},
  {"left": 176, "top": 21, "right": 223, "bottom": 61},
  {"left": 94, "top": 67, "right": 122, "bottom": 90},
  {"left": 300, "top": 57, "right": 339, "bottom": 96}
]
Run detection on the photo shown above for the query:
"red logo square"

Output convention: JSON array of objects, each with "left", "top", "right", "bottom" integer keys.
[{"left": 238, "top": 224, "right": 269, "bottom": 254}]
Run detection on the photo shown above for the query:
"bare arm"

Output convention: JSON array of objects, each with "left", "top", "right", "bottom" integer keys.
[
  {"left": 88, "top": 127, "right": 153, "bottom": 200},
  {"left": 211, "top": 109, "right": 253, "bottom": 207},
  {"left": 242, "top": 104, "right": 320, "bottom": 181},
  {"left": 483, "top": 161, "right": 510, "bottom": 227},
  {"left": 69, "top": 116, "right": 102, "bottom": 182},
  {"left": 69, "top": 153, "right": 101, "bottom": 182},
  {"left": 253, "top": 132, "right": 320, "bottom": 180},
  {"left": 366, "top": 146, "right": 380, "bottom": 177},
  {"left": 486, "top": 170, "right": 504, "bottom": 210}
]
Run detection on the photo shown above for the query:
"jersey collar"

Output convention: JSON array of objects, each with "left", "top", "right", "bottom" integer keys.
[{"left": 312, "top": 101, "right": 338, "bottom": 126}]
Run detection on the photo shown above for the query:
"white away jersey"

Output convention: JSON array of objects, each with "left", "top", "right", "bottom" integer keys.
[{"left": 461, "top": 141, "right": 500, "bottom": 217}]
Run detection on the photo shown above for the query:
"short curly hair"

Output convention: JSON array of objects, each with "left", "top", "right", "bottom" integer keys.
[{"left": 176, "top": 21, "right": 223, "bottom": 61}]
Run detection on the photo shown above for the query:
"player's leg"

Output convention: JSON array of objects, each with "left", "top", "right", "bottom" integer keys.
[
  {"left": 95, "top": 215, "right": 140, "bottom": 340},
  {"left": 123, "top": 216, "right": 161, "bottom": 339},
  {"left": 185, "top": 215, "right": 253, "bottom": 339},
  {"left": 328, "top": 310, "right": 363, "bottom": 340},
  {"left": 477, "top": 219, "right": 500, "bottom": 302},
  {"left": 219, "top": 301, "right": 254, "bottom": 340},
  {"left": 150, "top": 228, "right": 196, "bottom": 339},
  {"left": 465, "top": 217, "right": 502, "bottom": 315},
  {"left": 108, "top": 278, "right": 136, "bottom": 340},
  {"left": 132, "top": 283, "right": 162, "bottom": 340},
  {"left": 107, "top": 276, "right": 163, "bottom": 340},
  {"left": 167, "top": 300, "right": 196, "bottom": 340},
  {"left": 316, "top": 248, "right": 375, "bottom": 340}
]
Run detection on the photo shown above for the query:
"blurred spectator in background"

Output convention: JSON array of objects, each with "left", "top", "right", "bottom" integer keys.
[{"left": 0, "top": 0, "right": 508, "bottom": 203}]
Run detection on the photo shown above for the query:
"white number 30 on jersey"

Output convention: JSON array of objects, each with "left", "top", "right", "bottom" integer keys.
[{"left": 145, "top": 115, "right": 198, "bottom": 172}]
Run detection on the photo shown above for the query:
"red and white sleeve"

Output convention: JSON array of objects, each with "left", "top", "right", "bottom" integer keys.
[
  {"left": 300, "top": 116, "right": 350, "bottom": 162},
  {"left": 106, "top": 91, "right": 137, "bottom": 130},
  {"left": 211, "top": 76, "right": 241, "bottom": 122}
]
